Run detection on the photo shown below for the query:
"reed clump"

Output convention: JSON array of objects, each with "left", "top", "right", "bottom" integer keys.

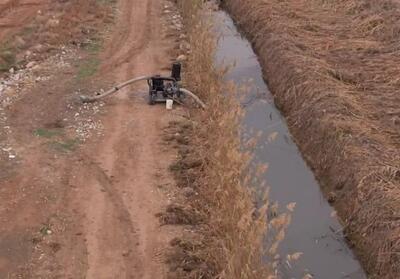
[{"left": 162, "top": 0, "right": 290, "bottom": 278}]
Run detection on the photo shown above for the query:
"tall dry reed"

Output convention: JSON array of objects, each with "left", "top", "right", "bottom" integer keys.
[{"left": 164, "top": 1, "right": 291, "bottom": 278}]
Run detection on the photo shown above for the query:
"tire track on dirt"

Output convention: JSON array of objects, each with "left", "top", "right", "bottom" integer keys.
[
  {"left": 81, "top": 0, "right": 180, "bottom": 277},
  {"left": 84, "top": 160, "right": 142, "bottom": 278},
  {"left": 101, "top": 0, "right": 154, "bottom": 72}
]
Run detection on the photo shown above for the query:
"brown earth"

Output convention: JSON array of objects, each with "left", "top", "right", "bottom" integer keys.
[
  {"left": 0, "top": 0, "right": 46, "bottom": 41},
  {"left": 0, "top": 0, "right": 113, "bottom": 73},
  {"left": 225, "top": 0, "right": 400, "bottom": 278},
  {"left": 0, "top": 0, "right": 184, "bottom": 278}
]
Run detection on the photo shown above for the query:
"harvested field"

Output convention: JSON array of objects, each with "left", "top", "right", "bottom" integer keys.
[{"left": 225, "top": 0, "right": 400, "bottom": 277}]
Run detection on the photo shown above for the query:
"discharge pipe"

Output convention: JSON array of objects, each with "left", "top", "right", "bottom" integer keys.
[
  {"left": 79, "top": 76, "right": 206, "bottom": 109},
  {"left": 79, "top": 76, "right": 151, "bottom": 103}
]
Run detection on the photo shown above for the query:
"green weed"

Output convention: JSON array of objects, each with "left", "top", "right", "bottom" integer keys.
[
  {"left": 34, "top": 128, "right": 62, "bottom": 138},
  {"left": 0, "top": 43, "right": 16, "bottom": 72},
  {"left": 77, "top": 58, "right": 100, "bottom": 80},
  {"left": 84, "top": 38, "right": 103, "bottom": 54},
  {"left": 96, "top": 0, "right": 117, "bottom": 5},
  {"left": 49, "top": 139, "right": 80, "bottom": 153}
]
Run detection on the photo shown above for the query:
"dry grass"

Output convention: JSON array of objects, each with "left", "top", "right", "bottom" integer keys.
[
  {"left": 0, "top": 0, "right": 114, "bottom": 73},
  {"left": 225, "top": 0, "right": 400, "bottom": 277},
  {"left": 162, "top": 0, "right": 292, "bottom": 278}
]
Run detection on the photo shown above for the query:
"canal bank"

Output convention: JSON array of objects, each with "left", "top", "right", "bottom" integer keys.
[
  {"left": 213, "top": 10, "right": 366, "bottom": 279},
  {"left": 223, "top": 0, "right": 400, "bottom": 277}
]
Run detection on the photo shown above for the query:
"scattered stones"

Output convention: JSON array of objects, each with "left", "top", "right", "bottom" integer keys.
[
  {"left": 0, "top": 45, "right": 82, "bottom": 158},
  {"left": 26, "top": 61, "right": 37, "bottom": 69},
  {"left": 0, "top": 45, "right": 74, "bottom": 107},
  {"left": 2, "top": 145, "right": 17, "bottom": 160},
  {"left": 163, "top": 3, "right": 185, "bottom": 33},
  {"left": 46, "top": 18, "right": 60, "bottom": 28},
  {"left": 71, "top": 98, "right": 105, "bottom": 141}
]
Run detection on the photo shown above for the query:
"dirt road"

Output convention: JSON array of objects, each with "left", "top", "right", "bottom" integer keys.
[
  {"left": 0, "top": 0, "right": 181, "bottom": 277},
  {"left": 81, "top": 0, "right": 179, "bottom": 277}
]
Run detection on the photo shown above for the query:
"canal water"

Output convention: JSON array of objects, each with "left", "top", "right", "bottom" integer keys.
[{"left": 213, "top": 10, "right": 366, "bottom": 279}]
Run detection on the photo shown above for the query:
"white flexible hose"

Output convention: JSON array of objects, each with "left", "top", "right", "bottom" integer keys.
[
  {"left": 180, "top": 88, "right": 207, "bottom": 109},
  {"left": 80, "top": 76, "right": 152, "bottom": 103},
  {"left": 79, "top": 76, "right": 207, "bottom": 109}
]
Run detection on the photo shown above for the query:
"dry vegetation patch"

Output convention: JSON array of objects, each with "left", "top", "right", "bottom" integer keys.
[
  {"left": 0, "top": 0, "right": 115, "bottom": 74},
  {"left": 225, "top": 0, "right": 400, "bottom": 277},
  {"left": 161, "top": 1, "right": 293, "bottom": 278}
]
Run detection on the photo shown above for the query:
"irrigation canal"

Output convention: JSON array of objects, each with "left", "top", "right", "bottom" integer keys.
[{"left": 214, "top": 10, "right": 366, "bottom": 279}]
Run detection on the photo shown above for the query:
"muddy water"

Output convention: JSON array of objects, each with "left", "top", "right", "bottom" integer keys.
[{"left": 213, "top": 11, "right": 366, "bottom": 279}]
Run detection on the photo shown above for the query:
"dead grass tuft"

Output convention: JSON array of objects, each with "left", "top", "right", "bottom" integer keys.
[{"left": 157, "top": 204, "right": 203, "bottom": 225}]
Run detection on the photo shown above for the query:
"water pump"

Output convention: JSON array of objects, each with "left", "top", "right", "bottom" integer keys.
[
  {"left": 79, "top": 62, "right": 206, "bottom": 109},
  {"left": 147, "top": 62, "right": 182, "bottom": 105}
]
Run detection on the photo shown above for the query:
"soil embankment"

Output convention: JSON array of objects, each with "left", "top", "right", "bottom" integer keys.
[{"left": 225, "top": 0, "right": 400, "bottom": 277}]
